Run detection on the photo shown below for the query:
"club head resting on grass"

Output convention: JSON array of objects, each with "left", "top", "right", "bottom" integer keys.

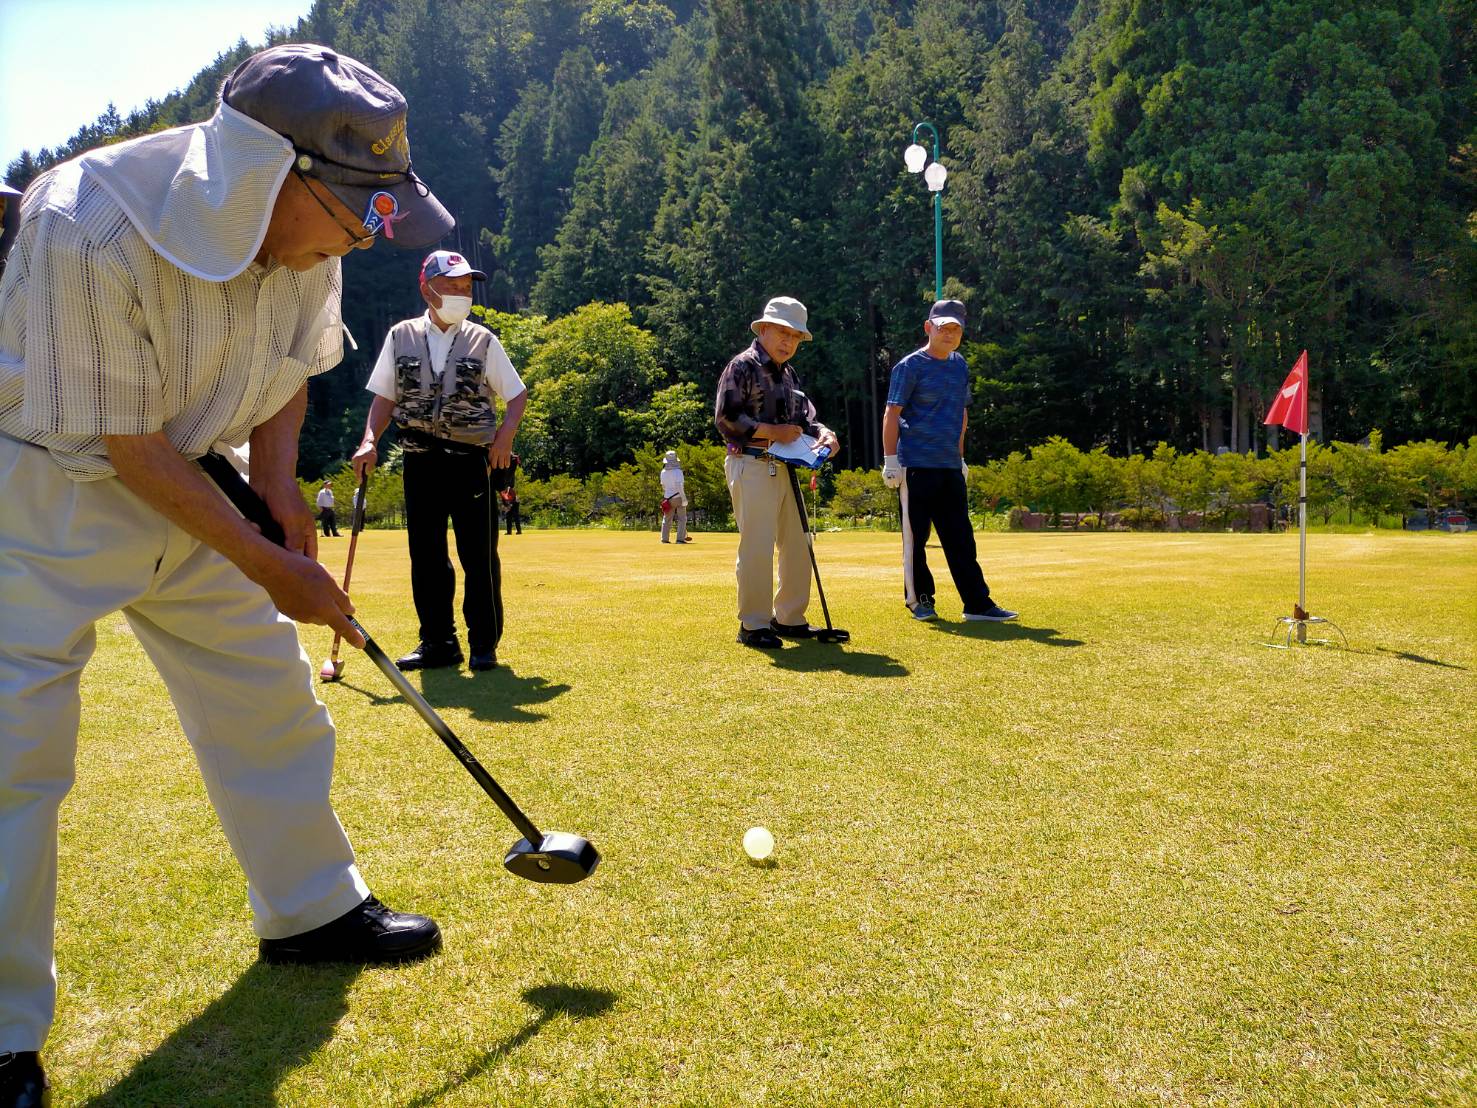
[{"left": 504, "top": 832, "right": 601, "bottom": 883}]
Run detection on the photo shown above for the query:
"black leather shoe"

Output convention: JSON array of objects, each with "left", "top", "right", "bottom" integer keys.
[
  {"left": 468, "top": 648, "right": 497, "bottom": 671},
  {"left": 770, "top": 619, "right": 814, "bottom": 640},
  {"left": 395, "top": 640, "right": 463, "bottom": 671},
  {"left": 259, "top": 895, "right": 441, "bottom": 965},
  {"left": 0, "top": 1052, "right": 48, "bottom": 1108},
  {"left": 737, "top": 624, "right": 783, "bottom": 649}
]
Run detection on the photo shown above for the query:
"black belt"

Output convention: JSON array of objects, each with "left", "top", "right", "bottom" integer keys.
[
  {"left": 741, "top": 447, "right": 768, "bottom": 458},
  {"left": 401, "top": 429, "right": 487, "bottom": 457}
]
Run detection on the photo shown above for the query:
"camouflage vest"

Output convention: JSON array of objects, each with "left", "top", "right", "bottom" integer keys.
[{"left": 389, "top": 318, "right": 499, "bottom": 450}]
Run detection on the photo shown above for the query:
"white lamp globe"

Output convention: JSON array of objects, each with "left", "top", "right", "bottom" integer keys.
[
  {"left": 924, "top": 161, "right": 948, "bottom": 192},
  {"left": 904, "top": 143, "right": 928, "bottom": 173}
]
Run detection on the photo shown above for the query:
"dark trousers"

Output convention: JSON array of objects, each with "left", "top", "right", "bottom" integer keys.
[
  {"left": 403, "top": 448, "right": 502, "bottom": 652},
  {"left": 900, "top": 466, "right": 991, "bottom": 612},
  {"left": 505, "top": 503, "right": 521, "bottom": 535},
  {"left": 318, "top": 508, "right": 339, "bottom": 537}
]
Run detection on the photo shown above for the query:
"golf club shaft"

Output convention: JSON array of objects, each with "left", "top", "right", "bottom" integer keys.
[
  {"left": 200, "top": 453, "right": 546, "bottom": 844},
  {"left": 786, "top": 463, "right": 836, "bottom": 631},
  {"left": 347, "top": 617, "right": 544, "bottom": 844},
  {"left": 328, "top": 472, "right": 371, "bottom": 664}
]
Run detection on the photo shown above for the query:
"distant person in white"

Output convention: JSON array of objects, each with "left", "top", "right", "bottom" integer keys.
[
  {"left": 660, "top": 450, "right": 691, "bottom": 543},
  {"left": 316, "top": 479, "right": 340, "bottom": 536}
]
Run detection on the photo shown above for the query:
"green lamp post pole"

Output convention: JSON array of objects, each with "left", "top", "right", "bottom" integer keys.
[{"left": 905, "top": 122, "right": 948, "bottom": 301}]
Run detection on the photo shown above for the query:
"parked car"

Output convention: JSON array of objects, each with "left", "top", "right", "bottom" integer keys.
[
  {"left": 1435, "top": 510, "right": 1470, "bottom": 533},
  {"left": 1405, "top": 510, "right": 1431, "bottom": 531}
]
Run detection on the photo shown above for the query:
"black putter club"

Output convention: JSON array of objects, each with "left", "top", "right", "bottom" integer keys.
[
  {"left": 198, "top": 453, "right": 599, "bottom": 884},
  {"left": 783, "top": 460, "right": 850, "bottom": 644}
]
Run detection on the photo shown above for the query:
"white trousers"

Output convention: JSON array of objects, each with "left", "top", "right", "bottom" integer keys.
[
  {"left": 0, "top": 435, "right": 369, "bottom": 1052},
  {"left": 725, "top": 455, "right": 810, "bottom": 629}
]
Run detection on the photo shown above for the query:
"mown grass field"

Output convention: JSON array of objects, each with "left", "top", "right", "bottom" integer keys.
[{"left": 53, "top": 528, "right": 1475, "bottom": 1106}]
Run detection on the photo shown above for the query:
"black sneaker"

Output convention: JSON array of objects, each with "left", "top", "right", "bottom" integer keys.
[
  {"left": 0, "top": 1052, "right": 47, "bottom": 1108},
  {"left": 468, "top": 648, "right": 497, "bottom": 671},
  {"left": 259, "top": 895, "right": 441, "bottom": 965},
  {"left": 737, "top": 624, "right": 783, "bottom": 649},
  {"left": 770, "top": 619, "right": 814, "bottom": 640},
  {"left": 395, "top": 640, "right": 464, "bottom": 671},
  {"left": 964, "top": 603, "right": 1018, "bottom": 622}
]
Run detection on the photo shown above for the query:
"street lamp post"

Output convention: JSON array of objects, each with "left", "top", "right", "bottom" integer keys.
[{"left": 904, "top": 121, "right": 947, "bottom": 302}]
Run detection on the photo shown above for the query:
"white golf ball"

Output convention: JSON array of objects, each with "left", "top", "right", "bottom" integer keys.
[{"left": 743, "top": 826, "right": 774, "bottom": 860}]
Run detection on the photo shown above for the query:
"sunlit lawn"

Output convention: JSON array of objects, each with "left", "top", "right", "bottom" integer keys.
[{"left": 53, "top": 528, "right": 1476, "bottom": 1105}]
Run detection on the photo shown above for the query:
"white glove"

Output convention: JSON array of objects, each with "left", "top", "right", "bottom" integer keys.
[
  {"left": 960, "top": 459, "right": 970, "bottom": 481},
  {"left": 881, "top": 454, "right": 903, "bottom": 489}
]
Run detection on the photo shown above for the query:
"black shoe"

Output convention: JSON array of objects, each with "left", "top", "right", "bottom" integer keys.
[
  {"left": 737, "top": 624, "right": 783, "bottom": 649},
  {"left": 395, "top": 640, "right": 463, "bottom": 671},
  {"left": 259, "top": 895, "right": 441, "bottom": 965},
  {"left": 0, "top": 1052, "right": 48, "bottom": 1108},
  {"left": 469, "top": 648, "right": 497, "bottom": 671},
  {"left": 770, "top": 619, "right": 813, "bottom": 640}
]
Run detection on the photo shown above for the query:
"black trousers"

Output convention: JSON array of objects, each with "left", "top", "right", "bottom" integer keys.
[
  {"left": 900, "top": 466, "right": 991, "bottom": 612},
  {"left": 403, "top": 448, "right": 502, "bottom": 651},
  {"left": 318, "top": 507, "right": 339, "bottom": 537}
]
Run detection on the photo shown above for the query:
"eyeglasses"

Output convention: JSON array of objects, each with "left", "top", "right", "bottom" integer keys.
[{"left": 295, "top": 171, "right": 375, "bottom": 247}]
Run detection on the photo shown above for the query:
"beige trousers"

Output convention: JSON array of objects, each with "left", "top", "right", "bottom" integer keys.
[
  {"left": 0, "top": 435, "right": 369, "bottom": 1051},
  {"left": 660, "top": 493, "right": 688, "bottom": 542},
  {"left": 724, "top": 455, "right": 811, "bottom": 629}
]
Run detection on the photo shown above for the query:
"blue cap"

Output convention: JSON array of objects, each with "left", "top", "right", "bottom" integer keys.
[{"left": 928, "top": 299, "right": 966, "bottom": 328}]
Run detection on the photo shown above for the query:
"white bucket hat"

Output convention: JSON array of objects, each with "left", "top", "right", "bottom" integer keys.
[
  {"left": 663, "top": 450, "right": 680, "bottom": 466},
  {"left": 749, "top": 296, "right": 812, "bottom": 341}
]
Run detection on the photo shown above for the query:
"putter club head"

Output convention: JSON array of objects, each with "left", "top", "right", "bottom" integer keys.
[
  {"left": 815, "top": 628, "right": 850, "bottom": 644},
  {"left": 504, "top": 832, "right": 600, "bottom": 884}
]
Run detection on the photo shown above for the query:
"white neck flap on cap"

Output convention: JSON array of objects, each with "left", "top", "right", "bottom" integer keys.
[{"left": 80, "top": 103, "right": 294, "bottom": 282}]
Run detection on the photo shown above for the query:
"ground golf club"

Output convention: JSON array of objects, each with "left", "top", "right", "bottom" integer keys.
[
  {"left": 319, "top": 471, "right": 369, "bottom": 682},
  {"left": 199, "top": 453, "right": 600, "bottom": 884},
  {"left": 784, "top": 460, "right": 850, "bottom": 643}
]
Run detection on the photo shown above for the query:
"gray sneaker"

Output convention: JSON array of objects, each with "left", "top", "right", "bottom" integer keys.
[
  {"left": 911, "top": 596, "right": 937, "bottom": 621},
  {"left": 964, "top": 603, "right": 1018, "bottom": 622}
]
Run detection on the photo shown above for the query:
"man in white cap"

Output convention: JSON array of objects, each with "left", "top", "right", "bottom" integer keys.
[
  {"left": 715, "top": 296, "right": 839, "bottom": 648},
  {"left": 353, "top": 250, "right": 527, "bottom": 673},
  {"left": 882, "top": 299, "right": 1016, "bottom": 623},
  {"left": 659, "top": 449, "right": 691, "bottom": 544},
  {"left": 0, "top": 44, "right": 454, "bottom": 1106}
]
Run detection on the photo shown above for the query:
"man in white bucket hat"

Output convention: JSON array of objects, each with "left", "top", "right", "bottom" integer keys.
[{"left": 714, "top": 296, "right": 839, "bottom": 649}]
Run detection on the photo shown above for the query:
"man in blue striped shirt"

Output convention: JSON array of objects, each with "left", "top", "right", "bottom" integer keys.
[{"left": 882, "top": 300, "right": 1017, "bottom": 623}]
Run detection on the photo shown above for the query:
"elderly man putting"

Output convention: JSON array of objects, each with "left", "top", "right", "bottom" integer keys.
[{"left": 0, "top": 44, "right": 452, "bottom": 1108}]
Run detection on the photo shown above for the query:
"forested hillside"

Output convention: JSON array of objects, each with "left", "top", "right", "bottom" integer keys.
[{"left": 8, "top": 0, "right": 1475, "bottom": 479}]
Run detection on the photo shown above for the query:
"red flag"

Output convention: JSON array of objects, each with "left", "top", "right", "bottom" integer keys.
[{"left": 1264, "top": 350, "right": 1309, "bottom": 436}]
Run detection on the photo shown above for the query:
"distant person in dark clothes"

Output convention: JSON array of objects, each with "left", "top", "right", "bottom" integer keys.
[
  {"left": 881, "top": 300, "right": 1016, "bottom": 623},
  {"left": 501, "top": 487, "right": 522, "bottom": 535},
  {"left": 0, "top": 182, "right": 20, "bottom": 280}
]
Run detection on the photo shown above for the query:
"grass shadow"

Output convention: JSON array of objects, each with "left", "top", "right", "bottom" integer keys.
[
  {"left": 84, "top": 961, "right": 361, "bottom": 1107},
  {"left": 1369, "top": 646, "right": 1468, "bottom": 670},
  {"left": 400, "top": 985, "right": 617, "bottom": 1108},
  {"left": 417, "top": 666, "right": 572, "bottom": 723},
  {"left": 328, "top": 678, "right": 404, "bottom": 706},
  {"left": 765, "top": 641, "right": 908, "bottom": 677},
  {"left": 925, "top": 621, "right": 1085, "bottom": 647}
]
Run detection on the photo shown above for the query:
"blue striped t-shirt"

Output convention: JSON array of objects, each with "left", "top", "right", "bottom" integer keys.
[{"left": 886, "top": 348, "right": 970, "bottom": 468}]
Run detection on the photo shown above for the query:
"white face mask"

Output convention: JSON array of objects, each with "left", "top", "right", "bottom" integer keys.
[{"left": 433, "top": 295, "right": 472, "bottom": 326}]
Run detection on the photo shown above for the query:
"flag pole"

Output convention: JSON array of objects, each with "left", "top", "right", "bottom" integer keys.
[
  {"left": 1297, "top": 430, "right": 1308, "bottom": 644},
  {"left": 1262, "top": 348, "right": 1344, "bottom": 649}
]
